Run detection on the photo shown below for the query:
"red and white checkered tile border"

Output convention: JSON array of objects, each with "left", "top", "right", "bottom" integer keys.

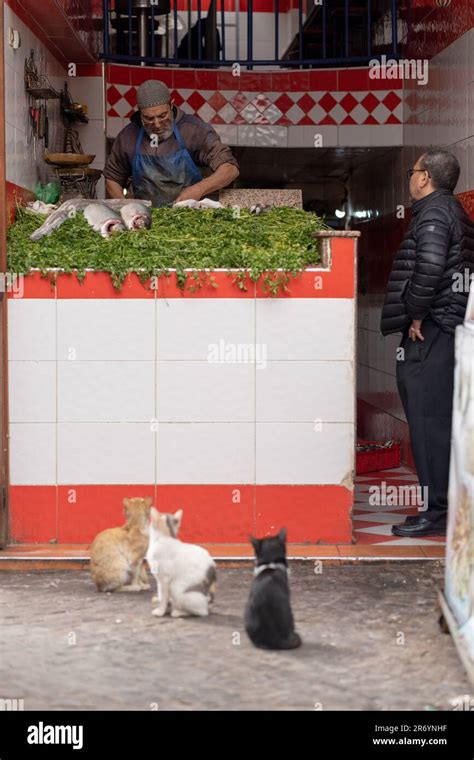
[{"left": 107, "top": 83, "right": 403, "bottom": 126}]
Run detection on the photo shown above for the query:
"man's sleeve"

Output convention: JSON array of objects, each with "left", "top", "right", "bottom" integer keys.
[
  {"left": 193, "top": 122, "right": 239, "bottom": 172},
  {"left": 405, "top": 205, "right": 453, "bottom": 320},
  {"left": 103, "top": 131, "right": 132, "bottom": 187}
]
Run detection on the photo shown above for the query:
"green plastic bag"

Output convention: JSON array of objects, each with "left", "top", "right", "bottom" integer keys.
[{"left": 35, "top": 182, "right": 61, "bottom": 204}]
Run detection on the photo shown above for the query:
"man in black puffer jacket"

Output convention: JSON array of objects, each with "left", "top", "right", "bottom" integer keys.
[{"left": 380, "top": 149, "right": 474, "bottom": 537}]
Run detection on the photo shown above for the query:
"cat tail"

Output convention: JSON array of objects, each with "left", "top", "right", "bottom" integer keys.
[{"left": 208, "top": 564, "right": 217, "bottom": 603}]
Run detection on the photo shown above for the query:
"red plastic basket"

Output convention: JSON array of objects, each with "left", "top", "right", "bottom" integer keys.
[{"left": 356, "top": 439, "right": 401, "bottom": 475}]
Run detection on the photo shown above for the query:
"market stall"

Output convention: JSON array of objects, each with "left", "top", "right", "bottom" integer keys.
[{"left": 6, "top": 201, "right": 358, "bottom": 545}]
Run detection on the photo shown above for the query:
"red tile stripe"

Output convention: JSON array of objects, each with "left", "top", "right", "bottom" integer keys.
[
  {"left": 107, "top": 63, "right": 402, "bottom": 94},
  {"left": 9, "top": 484, "right": 353, "bottom": 544},
  {"left": 7, "top": 239, "right": 357, "bottom": 299},
  {"left": 5, "top": 181, "right": 36, "bottom": 227},
  {"left": 174, "top": 0, "right": 299, "bottom": 9}
]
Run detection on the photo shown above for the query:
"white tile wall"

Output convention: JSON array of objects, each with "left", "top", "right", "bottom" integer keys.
[
  {"left": 4, "top": 5, "right": 66, "bottom": 190},
  {"left": 8, "top": 361, "right": 56, "bottom": 423},
  {"left": 156, "top": 299, "right": 255, "bottom": 360},
  {"left": 70, "top": 73, "right": 105, "bottom": 122},
  {"left": 57, "top": 300, "right": 155, "bottom": 360},
  {"left": 9, "top": 290, "right": 356, "bottom": 485},
  {"left": 5, "top": 120, "right": 17, "bottom": 186},
  {"left": 156, "top": 422, "right": 254, "bottom": 484},
  {"left": 156, "top": 361, "right": 254, "bottom": 422},
  {"left": 254, "top": 125, "right": 287, "bottom": 147},
  {"left": 256, "top": 360, "right": 354, "bottom": 422},
  {"left": 58, "top": 361, "right": 155, "bottom": 422},
  {"left": 256, "top": 298, "right": 354, "bottom": 360},
  {"left": 213, "top": 124, "right": 238, "bottom": 145},
  {"left": 368, "top": 124, "right": 403, "bottom": 147},
  {"left": 72, "top": 73, "right": 106, "bottom": 197},
  {"left": 256, "top": 422, "right": 354, "bottom": 484},
  {"left": 10, "top": 423, "right": 56, "bottom": 485},
  {"left": 57, "top": 423, "right": 155, "bottom": 484},
  {"left": 8, "top": 300, "right": 56, "bottom": 360},
  {"left": 4, "top": 6, "right": 105, "bottom": 194},
  {"left": 106, "top": 116, "right": 125, "bottom": 139}
]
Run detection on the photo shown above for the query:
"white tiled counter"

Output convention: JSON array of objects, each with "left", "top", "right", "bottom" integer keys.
[{"left": 8, "top": 231, "right": 359, "bottom": 544}]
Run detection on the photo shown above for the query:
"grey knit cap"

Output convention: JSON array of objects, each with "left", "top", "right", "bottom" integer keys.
[{"left": 137, "top": 80, "right": 171, "bottom": 109}]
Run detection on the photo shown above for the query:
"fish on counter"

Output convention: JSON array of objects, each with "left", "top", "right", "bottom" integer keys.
[
  {"left": 29, "top": 198, "right": 91, "bottom": 241},
  {"left": 29, "top": 198, "right": 152, "bottom": 242},
  {"left": 172, "top": 198, "right": 224, "bottom": 210},
  {"left": 119, "top": 201, "right": 152, "bottom": 230},
  {"left": 250, "top": 204, "right": 272, "bottom": 215},
  {"left": 83, "top": 203, "right": 125, "bottom": 238}
]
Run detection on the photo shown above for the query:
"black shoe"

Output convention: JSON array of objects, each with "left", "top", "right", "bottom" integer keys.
[
  {"left": 391, "top": 517, "right": 447, "bottom": 537},
  {"left": 404, "top": 514, "right": 428, "bottom": 525}
]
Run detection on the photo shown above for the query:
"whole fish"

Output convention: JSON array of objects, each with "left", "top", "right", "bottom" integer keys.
[
  {"left": 83, "top": 203, "right": 125, "bottom": 237},
  {"left": 120, "top": 201, "right": 151, "bottom": 230},
  {"left": 29, "top": 198, "right": 90, "bottom": 241},
  {"left": 29, "top": 198, "right": 152, "bottom": 242}
]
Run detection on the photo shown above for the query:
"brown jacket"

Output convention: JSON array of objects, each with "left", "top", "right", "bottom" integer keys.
[{"left": 104, "top": 106, "right": 239, "bottom": 187}]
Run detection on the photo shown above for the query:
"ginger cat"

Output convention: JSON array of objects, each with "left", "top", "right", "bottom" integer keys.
[{"left": 90, "top": 497, "right": 153, "bottom": 592}]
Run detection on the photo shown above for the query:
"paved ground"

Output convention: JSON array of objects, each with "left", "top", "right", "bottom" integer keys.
[{"left": 0, "top": 563, "right": 471, "bottom": 711}]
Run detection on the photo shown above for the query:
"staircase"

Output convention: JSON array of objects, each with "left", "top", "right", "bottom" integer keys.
[{"left": 283, "top": 0, "right": 397, "bottom": 66}]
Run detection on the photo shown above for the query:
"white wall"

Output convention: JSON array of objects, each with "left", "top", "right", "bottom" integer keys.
[{"left": 4, "top": 5, "right": 66, "bottom": 190}]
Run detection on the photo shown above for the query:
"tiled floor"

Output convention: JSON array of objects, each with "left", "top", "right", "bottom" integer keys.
[
  {"left": 353, "top": 465, "right": 446, "bottom": 548},
  {"left": 0, "top": 466, "right": 445, "bottom": 567}
]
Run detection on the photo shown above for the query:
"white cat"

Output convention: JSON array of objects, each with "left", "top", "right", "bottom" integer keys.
[{"left": 146, "top": 507, "right": 217, "bottom": 618}]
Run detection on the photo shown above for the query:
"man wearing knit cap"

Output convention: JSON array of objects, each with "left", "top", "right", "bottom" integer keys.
[{"left": 104, "top": 79, "right": 239, "bottom": 207}]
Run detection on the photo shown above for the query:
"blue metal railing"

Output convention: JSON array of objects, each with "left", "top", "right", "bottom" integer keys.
[{"left": 100, "top": 0, "right": 400, "bottom": 69}]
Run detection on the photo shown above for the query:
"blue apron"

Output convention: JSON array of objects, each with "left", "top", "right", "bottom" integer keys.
[{"left": 131, "top": 120, "right": 202, "bottom": 207}]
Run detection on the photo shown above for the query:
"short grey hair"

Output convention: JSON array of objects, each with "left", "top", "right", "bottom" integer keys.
[{"left": 419, "top": 149, "right": 460, "bottom": 192}]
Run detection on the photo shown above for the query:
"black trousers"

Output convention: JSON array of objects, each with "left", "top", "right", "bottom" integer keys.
[{"left": 396, "top": 318, "right": 455, "bottom": 523}]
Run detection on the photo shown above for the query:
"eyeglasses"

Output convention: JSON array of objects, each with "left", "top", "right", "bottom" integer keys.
[
  {"left": 141, "top": 110, "right": 170, "bottom": 125},
  {"left": 406, "top": 169, "right": 430, "bottom": 179}
]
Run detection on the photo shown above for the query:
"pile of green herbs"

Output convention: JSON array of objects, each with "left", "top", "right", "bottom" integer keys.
[{"left": 7, "top": 206, "right": 327, "bottom": 294}]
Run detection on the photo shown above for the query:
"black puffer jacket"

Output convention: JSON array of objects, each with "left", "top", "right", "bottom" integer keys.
[{"left": 380, "top": 188, "right": 474, "bottom": 335}]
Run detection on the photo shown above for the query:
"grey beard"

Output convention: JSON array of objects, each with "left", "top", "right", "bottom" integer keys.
[{"left": 145, "top": 125, "right": 174, "bottom": 142}]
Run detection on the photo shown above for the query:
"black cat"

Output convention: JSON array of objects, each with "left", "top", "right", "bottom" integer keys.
[{"left": 245, "top": 528, "right": 302, "bottom": 650}]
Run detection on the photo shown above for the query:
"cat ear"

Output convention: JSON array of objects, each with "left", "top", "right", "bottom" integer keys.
[
  {"left": 278, "top": 527, "right": 287, "bottom": 543},
  {"left": 174, "top": 509, "right": 183, "bottom": 530},
  {"left": 123, "top": 497, "right": 131, "bottom": 510},
  {"left": 144, "top": 496, "right": 153, "bottom": 507},
  {"left": 249, "top": 535, "right": 260, "bottom": 550}
]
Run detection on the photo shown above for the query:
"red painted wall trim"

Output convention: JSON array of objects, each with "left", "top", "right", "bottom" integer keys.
[
  {"left": 107, "top": 63, "right": 402, "bottom": 92},
  {"left": 6, "top": 239, "right": 356, "bottom": 299},
  {"left": 5, "top": 181, "right": 35, "bottom": 227},
  {"left": 76, "top": 63, "right": 103, "bottom": 77},
  {"left": 10, "top": 483, "right": 353, "bottom": 544},
  {"left": 173, "top": 0, "right": 300, "bottom": 10}
]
